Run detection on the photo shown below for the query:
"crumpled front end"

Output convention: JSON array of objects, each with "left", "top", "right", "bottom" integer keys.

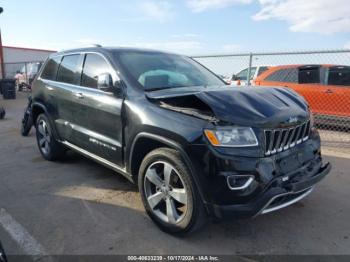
[
  {"left": 187, "top": 127, "right": 331, "bottom": 219},
  {"left": 146, "top": 85, "right": 331, "bottom": 219}
]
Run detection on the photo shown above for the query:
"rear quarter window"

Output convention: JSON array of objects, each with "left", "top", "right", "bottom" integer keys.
[
  {"left": 283, "top": 68, "right": 298, "bottom": 83},
  {"left": 40, "top": 57, "right": 61, "bottom": 80},
  {"left": 328, "top": 67, "right": 350, "bottom": 86}
]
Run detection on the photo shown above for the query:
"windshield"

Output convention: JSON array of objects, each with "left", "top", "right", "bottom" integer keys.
[
  {"left": 235, "top": 67, "right": 257, "bottom": 81},
  {"left": 115, "top": 51, "right": 224, "bottom": 91}
]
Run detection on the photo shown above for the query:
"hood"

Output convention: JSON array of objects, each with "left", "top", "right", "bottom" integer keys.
[{"left": 146, "top": 86, "right": 310, "bottom": 127}]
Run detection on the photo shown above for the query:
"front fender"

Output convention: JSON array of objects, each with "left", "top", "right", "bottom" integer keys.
[{"left": 128, "top": 132, "right": 210, "bottom": 205}]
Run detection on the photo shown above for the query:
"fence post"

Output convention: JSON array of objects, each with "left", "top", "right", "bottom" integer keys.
[{"left": 246, "top": 53, "right": 253, "bottom": 86}]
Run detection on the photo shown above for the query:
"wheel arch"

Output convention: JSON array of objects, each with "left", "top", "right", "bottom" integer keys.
[
  {"left": 31, "top": 102, "right": 60, "bottom": 140},
  {"left": 128, "top": 132, "right": 207, "bottom": 204},
  {"left": 32, "top": 102, "right": 47, "bottom": 124}
]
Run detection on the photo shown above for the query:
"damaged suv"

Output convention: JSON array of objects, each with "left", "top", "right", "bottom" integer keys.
[{"left": 31, "top": 47, "right": 331, "bottom": 234}]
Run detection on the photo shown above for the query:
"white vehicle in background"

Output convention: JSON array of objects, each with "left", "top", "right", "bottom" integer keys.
[
  {"left": 215, "top": 73, "right": 231, "bottom": 84},
  {"left": 230, "top": 66, "right": 271, "bottom": 86},
  {"left": 15, "top": 62, "right": 43, "bottom": 91}
]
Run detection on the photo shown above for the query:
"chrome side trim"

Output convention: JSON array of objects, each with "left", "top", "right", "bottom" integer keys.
[
  {"left": 56, "top": 119, "right": 121, "bottom": 148},
  {"left": 226, "top": 175, "right": 254, "bottom": 191},
  {"left": 260, "top": 187, "right": 314, "bottom": 215},
  {"left": 61, "top": 141, "right": 132, "bottom": 181}
]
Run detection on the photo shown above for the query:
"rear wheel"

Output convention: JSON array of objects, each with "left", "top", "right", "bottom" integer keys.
[
  {"left": 35, "top": 114, "right": 65, "bottom": 161},
  {"left": 138, "top": 148, "right": 206, "bottom": 235},
  {"left": 0, "top": 107, "right": 5, "bottom": 119},
  {"left": 21, "top": 110, "right": 33, "bottom": 136}
]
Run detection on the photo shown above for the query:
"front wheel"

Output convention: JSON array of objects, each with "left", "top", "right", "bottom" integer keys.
[{"left": 138, "top": 148, "right": 206, "bottom": 235}]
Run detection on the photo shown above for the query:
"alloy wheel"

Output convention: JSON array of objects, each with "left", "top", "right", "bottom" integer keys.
[
  {"left": 144, "top": 161, "right": 188, "bottom": 224},
  {"left": 37, "top": 119, "right": 51, "bottom": 155}
]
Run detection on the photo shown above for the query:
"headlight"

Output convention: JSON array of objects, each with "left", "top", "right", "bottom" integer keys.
[{"left": 204, "top": 127, "right": 258, "bottom": 147}]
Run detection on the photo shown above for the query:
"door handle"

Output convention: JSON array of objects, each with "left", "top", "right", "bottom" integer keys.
[
  {"left": 74, "top": 92, "right": 84, "bottom": 99},
  {"left": 324, "top": 89, "right": 333, "bottom": 94}
]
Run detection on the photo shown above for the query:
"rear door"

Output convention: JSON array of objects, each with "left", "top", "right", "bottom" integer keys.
[
  {"left": 53, "top": 54, "right": 84, "bottom": 142},
  {"left": 325, "top": 66, "right": 350, "bottom": 117},
  {"left": 70, "top": 53, "right": 124, "bottom": 166},
  {"left": 38, "top": 56, "right": 62, "bottom": 123},
  {"left": 295, "top": 66, "right": 329, "bottom": 115}
]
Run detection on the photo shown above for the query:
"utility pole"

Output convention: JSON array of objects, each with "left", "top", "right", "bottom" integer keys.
[{"left": 0, "top": 7, "right": 5, "bottom": 79}]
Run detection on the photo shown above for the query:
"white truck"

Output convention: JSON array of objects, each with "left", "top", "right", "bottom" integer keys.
[{"left": 230, "top": 66, "right": 270, "bottom": 86}]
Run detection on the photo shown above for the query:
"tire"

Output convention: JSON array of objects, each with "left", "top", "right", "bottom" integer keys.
[
  {"left": 0, "top": 107, "right": 5, "bottom": 120},
  {"left": 21, "top": 111, "right": 33, "bottom": 136},
  {"left": 0, "top": 241, "right": 8, "bottom": 262},
  {"left": 35, "top": 114, "right": 65, "bottom": 161},
  {"left": 138, "top": 147, "right": 206, "bottom": 235}
]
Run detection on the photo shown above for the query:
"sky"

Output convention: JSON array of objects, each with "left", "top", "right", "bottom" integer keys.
[{"left": 1, "top": 0, "right": 350, "bottom": 55}]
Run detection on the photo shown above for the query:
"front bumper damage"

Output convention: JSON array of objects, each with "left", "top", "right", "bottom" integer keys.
[
  {"left": 197, "top": 132, "right": 332, "bottom": 219},
  {"left": 211, "top": 162, "right": 330, "bottom": 219}
]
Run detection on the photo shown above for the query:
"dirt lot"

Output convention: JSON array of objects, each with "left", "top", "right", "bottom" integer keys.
[{"left": 0, "top": 93, "right": 349, "bottom": 257}]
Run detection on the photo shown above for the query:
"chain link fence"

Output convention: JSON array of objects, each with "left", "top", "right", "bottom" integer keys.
[{"left": 192, "top": 50, "right": 350, "bottom": 151}]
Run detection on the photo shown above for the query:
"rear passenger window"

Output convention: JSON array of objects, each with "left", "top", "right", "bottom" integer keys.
[
  {"left": 56, "top": 55, "right": 80, "bottom": 84},
  {"left": 328, "top": 67, "right": 350, "bottom": 86},
  {"left": 81, "top": 54, "right": 111, "bottom": 88},
  {"left": 264, "top": 68, "right": 298, "bottom": 83},
  {"left": 41, "top": 57, "right": 61, "bottom": 80},
  {"left": 265, "top": 69, "right": 289, "bottom": 82},
  {"left": 284, "top": 68, "right": 298, "bottom": 83},
  {"left": 299, "top": 67, "right": 320, "bottom": 84}
]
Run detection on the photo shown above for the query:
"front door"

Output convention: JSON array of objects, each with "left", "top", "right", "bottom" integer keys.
[
  {"left": 292, "top": 66, "right": 328, "bottom": 116},
  {"left": 70, "top": 53, "right": 124, "bottom": 166}
]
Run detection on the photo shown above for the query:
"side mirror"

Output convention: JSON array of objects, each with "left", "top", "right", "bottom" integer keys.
[{"left": 97, "top": 73, "right": 113, "bottom": 92}]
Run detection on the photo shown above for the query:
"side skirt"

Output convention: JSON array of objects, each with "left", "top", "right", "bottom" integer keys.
[{"left": 61, "top": 141, "right": 133, "bottom": 182}]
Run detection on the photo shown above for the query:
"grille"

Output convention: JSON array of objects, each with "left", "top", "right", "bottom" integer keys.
[{"left": 264, "top": 120, "right": 311, "bottom": 156}]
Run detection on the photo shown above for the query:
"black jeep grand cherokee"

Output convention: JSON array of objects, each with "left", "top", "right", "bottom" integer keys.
[{"left": 31, "top": 47, "right": 331, "bottom": 234}]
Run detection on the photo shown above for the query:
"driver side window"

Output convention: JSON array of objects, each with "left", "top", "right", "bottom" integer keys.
[{"left": 81, "top": 54, "right": 112, "bottom": 88}]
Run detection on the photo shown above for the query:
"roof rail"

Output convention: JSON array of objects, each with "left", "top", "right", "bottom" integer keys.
[{"left": 57, "top": 43, "right": 102, "bottom": 52}]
